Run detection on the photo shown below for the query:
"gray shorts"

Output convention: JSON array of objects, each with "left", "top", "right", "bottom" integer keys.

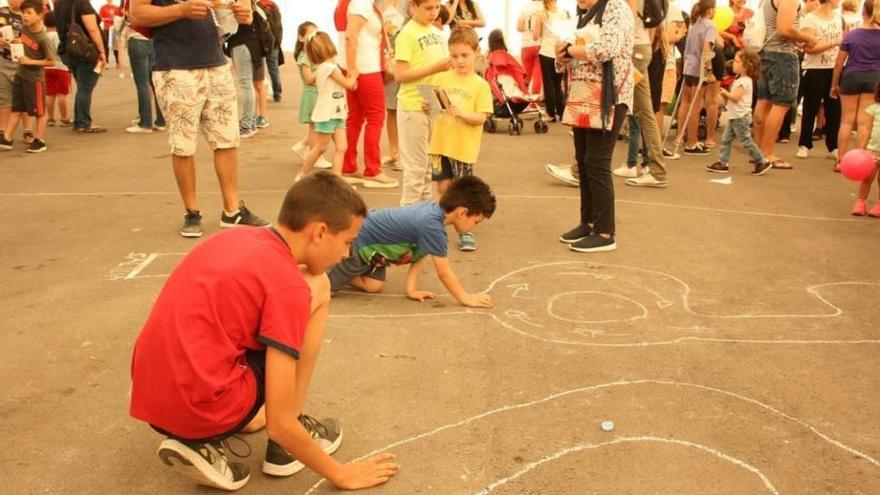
[
  {"left": 384, "top": 80, "right": 400, "bottom": 111},
  {"left": 839, "top": 69, "right": 880, "bottom": 95},
  {"left": 327, "top": 246, "right": 387, "bottom": 292},
  {"left": 0, "top": 59, "right": 16, "bottom": 107}
]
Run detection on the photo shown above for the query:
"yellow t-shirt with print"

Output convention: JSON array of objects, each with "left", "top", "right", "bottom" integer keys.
[
  {"left": 395, "top": 20, "right": 447, "bottom": 112},
  {"left": 427, "top": 71, "right": 494, "bottom": 165}
]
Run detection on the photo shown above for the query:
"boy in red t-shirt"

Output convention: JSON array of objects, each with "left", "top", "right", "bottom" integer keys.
[{"left": 129, "top": 172, "right": 399, "bottom": 491}]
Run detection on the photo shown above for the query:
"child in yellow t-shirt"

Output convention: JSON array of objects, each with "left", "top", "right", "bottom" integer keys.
[
  {"left": 427, "top": 27, "right": 493, "bottom": 252},
  {"left": 393, "top": 0, "right": 452, "bottom": 206}
]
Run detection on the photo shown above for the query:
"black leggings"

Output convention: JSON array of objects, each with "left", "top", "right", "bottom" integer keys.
[
  {"left": 573, "top": 104, "right": 628, "bottom": 235},
  {"left": 798, "top": 68, "right": 840, "bottom": 151},
  {"left": 540, "top": 54, "right": 565, "bottom": 119}
]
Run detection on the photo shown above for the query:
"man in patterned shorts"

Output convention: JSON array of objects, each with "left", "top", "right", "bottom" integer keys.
[{"left": 131, "top": 0, "right": 267, "bottom": 237}]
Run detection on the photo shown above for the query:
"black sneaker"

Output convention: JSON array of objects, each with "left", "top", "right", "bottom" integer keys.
[
  {"left": 570, "top": 234, "right": 616, "bottom": 253},
  {"left": 220, "top": 201, "right": 269, "bottom": 228},
  {"left": 705, "top": 161, "right": 729, "bottom": 173},
  {"left": 27, "top": 139, "right": 47, "bottom": 153},
  {"left": 559, "top": 224, "right": 592, "bottom": 244},
  {"left": 751, "top": 160, "right": 772, "bottom": 176},
  {"left": 683, "top": 144, "right": 710, "bottom": 155},
  {"left": 180, "top": 210, "right": 203, "bottom": 238},
  {"left": 0, "top": 136, "right": 12, "bottom": 150},
  {"left": 157, "top": 439, "right": 250, "bottom": 491},
  {"left": 263, "top": 415, "right": 343, "bottom": 477}
]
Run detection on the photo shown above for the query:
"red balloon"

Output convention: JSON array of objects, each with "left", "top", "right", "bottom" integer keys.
[{"left": 840, "top": 149, "right": 877, "bottom": 182}]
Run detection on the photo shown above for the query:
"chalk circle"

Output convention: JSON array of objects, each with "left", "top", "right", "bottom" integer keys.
[{"left": 547, "top": 291, "right": 648, "bottom": 324}]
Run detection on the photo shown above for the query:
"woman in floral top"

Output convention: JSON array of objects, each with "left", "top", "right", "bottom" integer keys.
[{"left": 555, "top": 0, "right": 633, "bottom": 253}]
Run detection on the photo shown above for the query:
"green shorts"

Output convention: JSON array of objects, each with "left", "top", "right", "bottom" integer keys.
[{"left": 314, "top": 118, "right": 345, "bottom": 134}]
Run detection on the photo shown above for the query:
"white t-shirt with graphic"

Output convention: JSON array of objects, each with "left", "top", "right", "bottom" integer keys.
[
  {"left": 311, "top": 61, "right": 348, "bottom": 123},
  {"left": 727, "top": 76, "right": 753, "bottom": 120},
  {"left": 801, "top": 12, "right": 842, "bottom": 69}
]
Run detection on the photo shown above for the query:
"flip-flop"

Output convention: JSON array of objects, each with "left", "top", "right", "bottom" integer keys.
[
  {"left": 75, "top": 126, "right": 107, "bottom": 134},
  {"left": 771, "top": 159, "right": 793, "bottom": 170}
]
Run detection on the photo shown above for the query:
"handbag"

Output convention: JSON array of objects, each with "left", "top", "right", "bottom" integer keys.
[
  {"left": 562, "top": 65, "right": 629, "bottom": 130},
  {"left": 66, "top": 0, "right": 99, "bottom": 64}
]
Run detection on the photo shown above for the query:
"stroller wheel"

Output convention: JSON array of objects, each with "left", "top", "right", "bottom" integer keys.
[
  {"left": 535, "top": 120, "right": 549, "bottom": 134},
  {"left": 484, "top": 119, "right": 496, "bottom": 133},
  {"left": 509, "top": 119, "right": 523, "bottom": 136}
]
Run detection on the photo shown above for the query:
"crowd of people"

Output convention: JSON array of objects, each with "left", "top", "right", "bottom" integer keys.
[{"left": 0, "top": 0, "right": 879, "bottom": 491}]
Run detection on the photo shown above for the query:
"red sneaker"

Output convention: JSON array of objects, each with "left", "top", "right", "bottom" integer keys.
[
  {"left": 851, "top": 199, "right": 868, "bottom": 216},
  {"left": 868, "top": 201, "right": 880, "bottom": 218}
]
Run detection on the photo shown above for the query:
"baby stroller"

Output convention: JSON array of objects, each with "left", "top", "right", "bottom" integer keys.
[{"left": 483, "top": 50, "right": 549, "bottom": 136}]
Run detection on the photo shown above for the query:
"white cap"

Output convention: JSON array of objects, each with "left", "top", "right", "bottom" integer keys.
[{"left": 666, "top": 4, "right": 685, "bottom": 23}]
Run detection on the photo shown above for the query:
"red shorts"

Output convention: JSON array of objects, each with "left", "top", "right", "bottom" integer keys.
[{"left": 45, "top": 68, "right": 71, "bottom": 96}]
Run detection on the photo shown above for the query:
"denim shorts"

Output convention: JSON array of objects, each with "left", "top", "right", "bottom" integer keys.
[
  {"left": 756, "top": 51, "right": 799, "bottom": 106},
  {"left": 314, "top": 118, "right": 345, "bottom": 134},
  {"left": 839, "top": 69, "right": 880, "bottom": 95},
  {"left": 431, "top": 155, "right": 474, "bottom": 181}
]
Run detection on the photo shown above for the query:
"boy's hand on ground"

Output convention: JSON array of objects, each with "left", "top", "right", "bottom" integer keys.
[
  {"left": 332, "top": 453, "right": 399, "bottom": 490},
  {"left": 406, "top": 289, "right": 436, "bottom": 302},
  {"left": 461, "top": 293, "right": 493, "bottom": 308}
]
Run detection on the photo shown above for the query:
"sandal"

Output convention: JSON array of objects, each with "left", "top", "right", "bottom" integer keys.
[
  {"left": 771, "top": 159, "right": 793, "bottom": 170},
  {"left": 59, "top": 119, "right": 73, "bottom": 127},
  {"left": 75, "top": 126, "right": 107, "bottom": 134},
  {"left": 47, "top": 119, "right": 57, "bottom": 127}
]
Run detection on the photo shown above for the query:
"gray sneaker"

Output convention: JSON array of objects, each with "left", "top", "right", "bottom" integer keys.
[
  {"left": 220, "top": 201, "right": 269, "bottom": 228},
  {"left": 263, "top": 415, "right": 343, "bottom": 477},
  {"left": 459, "top": 232, "right": 477, "bottom": 251},
  {"left": 158, "top": 439, "right": 250, "bottom": 491},
  {"left": 180, "top": 210, "right": 203, "bottom": 238}
]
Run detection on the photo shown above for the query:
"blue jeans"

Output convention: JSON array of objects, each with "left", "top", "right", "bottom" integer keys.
[
  {"left": 128, "top": 39, "right": 165, "bottom": 128},
  {"left": 267, "top": 48, "right": 281, "bottom": 99},
  {"left": 626, "top": 115, "right": 650, "bottom": 167},
  {"left": 62, "top": 54, "right": 100, "bottom": 129},
  {"left": 719, "top": 115, "right": 764, "bottom": 164},
  {"left": 231, "top": 44, "right": 255, "bottom": 129}
]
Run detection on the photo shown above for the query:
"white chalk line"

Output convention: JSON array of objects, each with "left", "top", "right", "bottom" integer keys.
[
  {"left": 124, "top": 253, "right": 158, "bottom": 280},
  {"left": 545, "top": 290, "right": 648, "bottom": 324},
  {"left": 474, "top": 436, "right": 778, "bottom": 495},
  {"left": 3, "top": 189, "right": 861, "bottom": 223},
  {"left": 302, "top": 379, "right": 877, "bottom": 494}
]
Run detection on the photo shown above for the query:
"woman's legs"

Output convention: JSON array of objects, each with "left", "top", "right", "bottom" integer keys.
[
  {"left": 703, "top": 81, "right": 720, "bottom": 145},
  {"left": 539, "top": 55, "right": 560, "bottom": 120},
  {"left": 522, "top": 46, "right": 542, "bottom": 95},
  {"left": 69, "top": 59, "right": 100, "bottom": 129},
  {"left": 231, "top": 45, "right": 255, "bottom": 130},
  {"left": 345, "top": 73, "right": 386, "bottom": 177},
  {"left": 677, "top": 84, "right": 702, "bottom": 147},
  {"left": 128, "top": 39, "right": 153, "bottom": 128},
  {"left": 798, "top": 69, "right": 823, "bottom": 149},
  {"left": 837, "top": 94, "right": 860, "bottom": 159}
]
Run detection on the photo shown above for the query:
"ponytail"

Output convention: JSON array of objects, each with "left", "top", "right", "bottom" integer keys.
[{"left": 691, "top": 0, "right": 716, "bottom": 20}]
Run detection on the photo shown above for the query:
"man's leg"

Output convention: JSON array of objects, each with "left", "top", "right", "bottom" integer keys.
[
  {"left": 632, "top": 44, "right": 667, "bottom": 180},
  {"left": 213, "top": 148, "right": 240, "bottom": 213},
  {"left": 172, "top": 155, "right": 199, "bottom": 211}
]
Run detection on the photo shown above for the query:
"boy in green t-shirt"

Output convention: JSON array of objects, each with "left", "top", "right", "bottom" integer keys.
[{"left": 427, "top": 27, "right": 493, "bottom": 251}]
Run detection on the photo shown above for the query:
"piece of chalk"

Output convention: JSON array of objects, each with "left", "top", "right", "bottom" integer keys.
[{"left": 601, "top": 420, "right": 614, "bottom": 432}]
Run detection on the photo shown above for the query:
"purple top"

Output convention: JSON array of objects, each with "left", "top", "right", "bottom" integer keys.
[
  {"left": 841, "top": 28, "right": 880, "bottom": 74},
  {"left": 683, "top": 18, "right": 716, "bottom": 78}
]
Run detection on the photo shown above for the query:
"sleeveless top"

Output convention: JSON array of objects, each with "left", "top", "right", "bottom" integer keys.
[{"left": 763, "top": 0, "right": 800, "bottom": 54}]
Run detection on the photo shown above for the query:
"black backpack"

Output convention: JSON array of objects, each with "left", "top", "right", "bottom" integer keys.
[
  {"left": 252, "top": 3, "right": 275, "bottom": 58},
  {"left": 639, "top": 0, "right": 668, "bottom": 28}
]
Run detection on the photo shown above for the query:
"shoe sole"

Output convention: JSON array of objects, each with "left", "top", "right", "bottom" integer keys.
[
  {"left": 27, "top": 148, "right": 47, "bottom": 153},
  {"left": 752, "top": 165, "right": 772, "bottom": 176},
  {"left": 459, "top": 245, "right": 477, "bottom": 251},
  {"left": 158, "top": 439, "right": 249, "bottom": 491},
  {"left": 705, "top": 167, "right": 728, "bottom": 174},
  {"left": 570, "top": 242, "right": 617, "bottom": 253},
  {"left": 314, "top": 162, "right": 333, "bottom": 169},
  {"left": 0, "top": 145, "right": 12, "bottom": 150},
  {"left": 263, "top": 430, "right": 344, "bottom": 477},
  {"left": 626, "top": 179, "right": 669, "bottom": 188},
  {"left": 559, "top": 235, "right": 587, "bottom": 244},
  {"left": 180, "top": 230, "right": 204, "bottom": 238}
]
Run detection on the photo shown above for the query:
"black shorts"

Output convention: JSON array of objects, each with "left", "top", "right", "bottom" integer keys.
[
  {"left": 150, "top": 349, "right": 266, "bottom": 444},
  {"left": 12, "top": 76, "right": 46, "bottom": 117},
  {"left": 711, "top": 48, "right": 726, "bottom": 82},
  {"left": 839, "top": 69, "right": 880, "bottom": 95},
  {"left": 431, "top": 155, "right": 474, "bottom": 182},
  {"left": 683, "top": 75, "right": 701, "bottom": 87},
  {"left": 327, "top": 245, "right": 387, "bottom": 292}
]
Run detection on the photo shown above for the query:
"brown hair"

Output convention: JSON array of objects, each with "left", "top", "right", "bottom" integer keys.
[
  {"left": 448, "top": 26, "right": 479, "bottom": 50},
  {"left": 437, "top": 4, "right": 450, "bottom": 24},
  {"left": 305, "top": 31, "right": 337, "bottom": 65},
  {"left": 866, "top": 0, "right": 880, "bottom": 26},
  {"left": 842, "top": 0, "right": 857, "bottom": 12},
  {"left": 294, "top": 21, "right": 317, "bottom": 61},
  {"left": 488, "top": 28, "right": 508, "bottom": 52},
  {"left": 20, "top": 0, "right": 43, "bottom": 13},
  {"left": 691, "top": 0, "right": 716, "bottom": 19},
  {"left": 737, "top": 49, "right": 761, "bottom": 80},
  {"left": 438, "top": 176, "right": 497, "bottom": 218},
  {"left": 277, "top": 172, "right": 368, "bottom": 233}
]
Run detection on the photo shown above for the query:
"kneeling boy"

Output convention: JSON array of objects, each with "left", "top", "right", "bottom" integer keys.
[
  {"left": 328, "top": 176, "right": 495, "bottom": 308},
  {"left": 129, "top": 172, "right": 398, "bottom": 491}
]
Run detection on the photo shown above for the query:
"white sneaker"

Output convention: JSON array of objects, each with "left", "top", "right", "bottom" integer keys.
[
  {"left": 314, "top": 155, "right": 333, "bottom": 169},
  {"left": 125, "top": 125, "right": 153, "bottom": 134},
  {"left": 625, "top": 174, "right": 669, "bottom": 188},
  {"left": 545, "top": 163, "right": 579, "bottom": 186},
  {"left": 362, "top": 172, "right": 399, "bottom": 189},
  {"left": 612, "top": 164, "right": 649, "bottom": 178},
  {"left": 828, "top": 149, "right": 839, "bottom": 160},
  {"left": 291, "top": 141, "right": 307, "bottom": 158},
  {"left": 796, "top": 146, "right": 809, "bottom": 159}
]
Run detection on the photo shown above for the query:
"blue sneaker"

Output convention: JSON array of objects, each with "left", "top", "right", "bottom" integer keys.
[
  {"left": 255, "top": 116, "right": 269, "bottom": 129},
  {"left": 459, "top": 232, "right": 477, "bottom": 251}
]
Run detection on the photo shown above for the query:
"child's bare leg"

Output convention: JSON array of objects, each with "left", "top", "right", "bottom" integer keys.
[
  {"left": 703, "top": 82, "right": 720, "bottom": 145},
  {"left": 59, "top": 95, "right": 70, "bottom": 121},
  {"left": 435, "top": 178, "right": 451, "bottom": 197},
  {"left": 240, "top": 272, "right": 334, "bottom": 432},
  {"left": 858, "top": 166, "right": 878, "bottom": 200},
  {"left": 47, "top": 96, "right": 57, "bottom": 121},
  {"left": 302, "top": 133, "right": 331, "bottom": 175},
  {"left": 35, "top": 115, "right": 47, "bottom": 140},
  {"left": 3, "top": 112, "right": 21, "bottom": 140},
  {"left": 331, "top": 127, "right": 347, "bottom": 176},
  {"left": 350, "top": 275, "right": 385, "bottom": 294}
]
